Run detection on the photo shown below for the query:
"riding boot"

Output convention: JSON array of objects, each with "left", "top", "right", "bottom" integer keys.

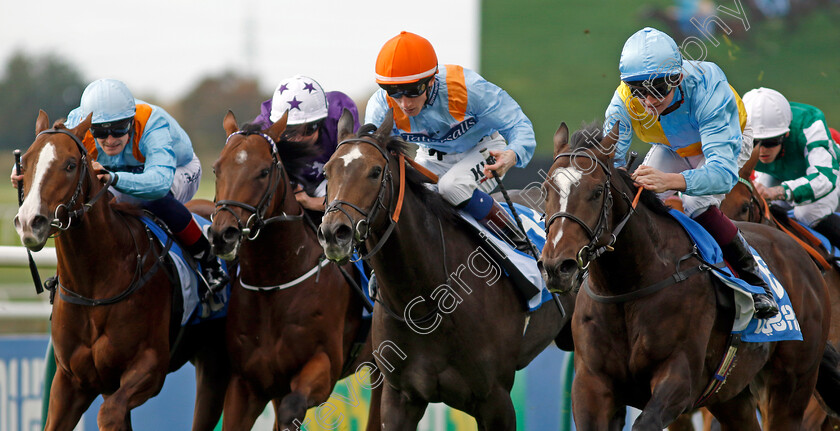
[
  {"left": 185, "top": 234, "right": 230, "bottom": 301},
  {"left": 478, "top": 200, "right": 532, "bottom": 253},
  {"left": 813, "top": 213, "right": 840, "bottom": 251},
  {"left": 720, "top": 231, "right": 779, "bottom": 319}
]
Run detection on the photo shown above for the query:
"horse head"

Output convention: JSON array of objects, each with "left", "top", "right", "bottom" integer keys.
[
  {"left": 539, "top": 122, "right": 623, "bottom": 293},
  {"left": 318, "top": 109, "right": 400, "bottom": 264},
  {"left": 15, "top": 110, "right": 101, "bottom": 251},
  {"left": 209, "top": 110, "right": 305, "bottom": 260},
  {"left": 720, "top": 144, "right": 764, "bottom": 223}
]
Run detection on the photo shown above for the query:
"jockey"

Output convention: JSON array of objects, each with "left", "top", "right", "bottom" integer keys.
[
  {"left": 364, "top": 31, "right": 536, "bottom": 252},
  {"left": 57, "top": 79, "right": 227, "bottom": 307},
  {"left": 604, "top": 27, "right": 778, "bottom": 318},
  {"left": 743, "top": 87, "right": 840, "bottom": 246},
  {"left": 253, "top": 75, "right": 360, "bottom": 212}
]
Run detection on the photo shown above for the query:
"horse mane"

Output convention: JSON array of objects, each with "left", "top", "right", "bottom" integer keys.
[
  {"left": 240, "top": 122, "right": 321, "bottom": 179},
  {"left": 569, "top": 122, "right": 671, "bottom": 216},
  {"left": 357, "top": 125, "right": 459, "bottom": 222}
]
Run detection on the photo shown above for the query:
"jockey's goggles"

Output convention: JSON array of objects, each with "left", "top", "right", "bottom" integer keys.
[
  {"left": 625, "top": 77, "right": 678, "bottom": 100},
  {"left": 380, "top": 78, "right": 430, "bottom": 99},
  {"left": 283, "top": 120, "right": 323, "bottom": 138},
  {"left": 755, "top": 135, "right": 785, "bottom": 148},
  {"left": 90, "top": 118, "right": 133, "bottom": 139}
]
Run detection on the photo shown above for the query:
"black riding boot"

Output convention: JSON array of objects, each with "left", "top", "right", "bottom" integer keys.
[
  {"left": 478, "top": 201, "right": 532, "bottom": 253},
  {"left": 185, "top": 234, "right": 230, "bottom": 300},
  {"left": 720, "top": 231, "right": 779, "bottom": 319},
  {"left": 813, "top": 213, "right": 840, "bottom": 251}
]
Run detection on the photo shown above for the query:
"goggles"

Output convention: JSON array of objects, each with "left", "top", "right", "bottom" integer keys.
[
  {"left": 283, "top": 120, "right": 323, "bottom": 138},
  {"left": 90, "top": 118, "right": 133, "bottom": 139},
  {"left": 380, "top": 78, "right": 430, "bottom": 99},
  {"left": 625, "top": 77, "right": 678, "bottom": 100},
  {"left": 755, "top": 135, "right": 785, "bottom": 148}
]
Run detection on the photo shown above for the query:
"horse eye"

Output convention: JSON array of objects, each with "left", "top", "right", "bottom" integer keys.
[
  {"left": 591, "top": 187, "right": 603, "bottom": 200},
  {"left": 369, "top": 166, "right": 382, "bottom": 179},
  {"left": 66, "top": 162, "right": 76, "bottom": 172},
  {"left": 259, "top": 168, "right": 270, "bottom": 178}
]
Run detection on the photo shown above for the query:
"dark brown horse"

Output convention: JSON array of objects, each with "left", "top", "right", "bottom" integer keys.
[
  {"left": 207, "top": 111, "right": 379, "bottom": 430},
  {"left": 14, "top": 111, "right": 227, "bottom": 431},
  {"left": 720, "top": 145, "right": 840, "bottom": 430},
  {"left": 317, "top": 110, "right": 574, "bottom": 429},
  {"left": 539, "top": 122, "right": 840, "bottom": 430}
]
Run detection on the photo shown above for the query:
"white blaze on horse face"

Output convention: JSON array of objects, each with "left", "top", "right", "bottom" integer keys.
[
  {"left": 235, "top": 149, "right": 248, "bottom": 165},
  {"left": 16, "top": 142, "right": 56, "bottom": 230},
  {"left": 339, "top": 146, "right": 363, "bottom": 167},
  {"left": 550, "top": 166, "right": 583, "bottom": 247}
]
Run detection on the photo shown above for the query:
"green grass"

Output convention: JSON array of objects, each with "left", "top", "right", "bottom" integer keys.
[{"left": 481, "top": 0, "right": 840, "bottom": 158}]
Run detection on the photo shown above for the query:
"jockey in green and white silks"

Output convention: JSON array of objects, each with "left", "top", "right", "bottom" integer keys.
[
  {"left": 744, "top": 87, "right": 840, "bottom": 246},
  {"left": 603, "top": 27, "right": 778, "bottom": 319}
]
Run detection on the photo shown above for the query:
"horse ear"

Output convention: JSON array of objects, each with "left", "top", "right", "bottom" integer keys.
[
  {"left": 223, "top": 110, "right": 239, "bottom": 136},
  {"left": 337, "top": 108, "right": 355, "bottom": 141},
  {"left": 599, "top": 121, "right": 621, "bottom": 161},
  {"left": 553, "top": 122, "right": 569, "bottom": 157},
  {"left": 35, "top": 110, "right": 50, "bottom": 135},
  {"left": 266, "top": 111, "right": 288, "bottom": 142},
  {"left": 70, "top": 113, "right": 93, "bottom": 140},
  {"left": 374, "top": 109, "right": 395, "bottom": 144},
  {"left": 740, "top": 143, "right": 760, "bottom": 179}
]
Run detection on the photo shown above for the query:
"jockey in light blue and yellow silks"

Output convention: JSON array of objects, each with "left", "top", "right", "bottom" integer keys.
[{"left": 604, "top": 27, "right": 778, "bottom": 319}]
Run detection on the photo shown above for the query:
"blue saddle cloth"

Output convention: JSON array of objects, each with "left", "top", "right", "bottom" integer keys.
[
  {"left": 141, "top": 215, "right": 231, "bottom": 326},
  {"left": 669, "top": 209, "right": 802, "bottom": 342},
  {"left": 788, "top": 210, "right": 840, "bottom": 266}
]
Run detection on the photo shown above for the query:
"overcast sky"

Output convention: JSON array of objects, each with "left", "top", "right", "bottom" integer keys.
[{"left": 1, "top": 0, "right": 480, "bottom": 104}]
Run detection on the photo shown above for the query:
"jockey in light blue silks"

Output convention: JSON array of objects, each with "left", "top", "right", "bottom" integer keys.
[{"left": 604, "top": 27, "right": 778, "bottom": 318}]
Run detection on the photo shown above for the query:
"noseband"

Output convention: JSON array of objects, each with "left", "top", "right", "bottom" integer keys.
[
  {"left": 545, "top": 151, "right": 636, "bottom": 270},
  {"left": 33, "top": 128, "right": 112, "bottom": 230},
  {"left": 212, "top": 131, "right": 303, "bottom": 240},
  {"left": 324, "top": 137, "right": 406, "bottom": 262}
]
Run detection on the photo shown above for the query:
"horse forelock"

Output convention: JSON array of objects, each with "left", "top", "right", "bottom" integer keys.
[
  {"left": 569, "top": 122, "right": 604, "bottom": 151},
  {"left": 227, "top": 122, "right": 320, "bottom": 179}
]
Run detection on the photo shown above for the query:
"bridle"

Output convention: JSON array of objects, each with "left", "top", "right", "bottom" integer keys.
[
  {"left": 33, "top": 128, "right": 112, "bottom": 231},
  {"left": 212, "top": 131, "right": 303, "bottom": 240},
  {"left": 544, "top": 151, "right": 636, "bottom": 271},
  {"left": 324, "top": 136, "right": 407, "bottom": 262},
  {"left": 735, "top": 177, "right": 766, "bottom": 224}
]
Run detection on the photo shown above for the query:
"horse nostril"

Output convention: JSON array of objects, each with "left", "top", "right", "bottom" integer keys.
[
  {"left": 221, "top": 226, "right": 240, "bottom": 243},
  {"left": 335, "top": 224, "right": 352, "bottom": 243},
  {"left": 558, "top": 259, "right": 578, "bottom": 275},
  {"left": 31, "top": 215, "right": 48, "bottom": 232}
]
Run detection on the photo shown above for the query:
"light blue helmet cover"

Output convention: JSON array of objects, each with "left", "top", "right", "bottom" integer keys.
[
  {"left": 619, "top": 27, "right": 683, "bottom": 82},
  {"left": 79, "top": 78, "right": 136, "bottom": 124}
]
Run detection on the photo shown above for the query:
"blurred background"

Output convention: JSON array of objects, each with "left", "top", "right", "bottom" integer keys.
[{"left": 0, "top": 0, "right": 838, "bottom": 429}]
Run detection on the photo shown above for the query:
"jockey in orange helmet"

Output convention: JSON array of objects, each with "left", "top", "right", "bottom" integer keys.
[{"left": 365, "top": 31, "right": 537, "bottom": 252}]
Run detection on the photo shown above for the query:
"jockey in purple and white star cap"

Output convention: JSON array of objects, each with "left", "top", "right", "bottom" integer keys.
[{"left": 253, "top": 75, "right": 360, "bottom": 211}]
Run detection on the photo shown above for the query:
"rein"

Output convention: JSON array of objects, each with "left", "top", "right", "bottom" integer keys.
[{"left": 213, "top": 130, "right": 303, "bottom": 240}]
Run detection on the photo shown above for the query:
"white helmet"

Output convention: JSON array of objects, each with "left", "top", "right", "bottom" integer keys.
[
  {"left": 269, "top": 75, "right": 329, "bottom": 125},
  {"left": 79, "top": 78, "right": 136, "bottom": 124},
  {"left": 742, "top": 87, "right": 792, "bottom": 139}
]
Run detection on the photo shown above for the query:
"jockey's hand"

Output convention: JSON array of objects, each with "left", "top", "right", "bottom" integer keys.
[
  {"left": 630, "top": 165, "right": 686, "bottom": 193},
  {"left": 91, "top": 162, "right": 111, "bottom": 184},
  {"left": 294, "top": 184, "right": 325, "bottom": 212},
  {"left": 10, "top": 165, "right": 22, "bottom": 188},
  {"left": 483, "top": 149, "right": 517, "bottom": 179},
  {"left": 757, "top": 184, "right": 786, "bottom": 201}
]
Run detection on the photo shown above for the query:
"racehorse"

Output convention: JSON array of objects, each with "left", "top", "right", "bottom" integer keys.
[
  {"left": 208, "top": 111, "right": 379, "bottom": 430},
  {"left": 720, "top": 145, "right": 840, "bottom": 430},
  {"left": 317, "top": 110, "right": 574, "bottom": 429},
  {"left": 14, "top": 111, "right": 228, "bottom": 431},
  {"left": 539, "top": 122, "right": 840, "bottom": 430}
]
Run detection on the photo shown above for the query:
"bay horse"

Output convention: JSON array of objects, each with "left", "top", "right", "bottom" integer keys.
[
  {"left": 539, "top": 122, "right": 840, "bottom": 430},
  {"left": 207, "top": 110, "right": 379, "bottom": 430},
  {"left": 14, "top": 111, "right": 227, "bottom": 431},
  {"left": 720, "top": 145, "right": 840, "bottom": 430},
  {"left": 317, "top": 110, "right": 574, "bottom": 429}
]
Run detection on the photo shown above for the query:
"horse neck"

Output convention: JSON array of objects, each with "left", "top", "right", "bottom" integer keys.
[
  {"left": 364, "top": 178, "right": 456, "bottom": 307},
  {"left": 238, "top": 173, "right": 320, "bottom": 277},
  {"left": 589, "top": 184, "right": 687, "bottom": 290},
  {"left": 54, "top": 194, "right": 140, "bottom": 294}
]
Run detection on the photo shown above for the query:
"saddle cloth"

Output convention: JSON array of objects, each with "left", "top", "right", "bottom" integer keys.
[
  {"left": 141, "top": 214, "right": 230, "bottom": 326},
  {"left": 787, "top": 210, "right": 840, "bottom": 267},
  {"left": 459, "top": 202, "right": 554, "bottom": 312},
  {"left": 669, "top": 209, "right": 802, "bottom": 342}
]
